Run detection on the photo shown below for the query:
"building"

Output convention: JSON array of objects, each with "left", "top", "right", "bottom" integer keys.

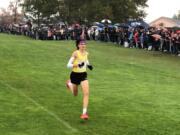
[{"left": 149, "top": 17, "right": 180, "bottom": 28}]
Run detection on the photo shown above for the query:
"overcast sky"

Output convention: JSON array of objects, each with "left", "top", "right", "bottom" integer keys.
[
  {"left": 0, "top": 0, "right": 180, "bottom": 23},
  {"left": 0, "top": 0, "right": 10, "bottom": 9},
  {"left": 145, "top": 0, "right": 180, "bottom": 22}
]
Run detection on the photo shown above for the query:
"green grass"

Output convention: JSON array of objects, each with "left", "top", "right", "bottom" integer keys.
[{"left": 0, "top": 33, "right": 180, "bottom": 135}]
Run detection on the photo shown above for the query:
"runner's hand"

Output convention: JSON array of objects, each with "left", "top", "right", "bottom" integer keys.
[
  {"left": 87, "top": 65, "right": 93, "bottom": 70},
  {"left": 78, "top": 62, "right": 84, "bottom": 68}
]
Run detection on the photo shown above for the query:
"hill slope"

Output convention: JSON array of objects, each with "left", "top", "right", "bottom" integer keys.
[{"left": 0, "top": 33, "right": 180, "bottom": 135}]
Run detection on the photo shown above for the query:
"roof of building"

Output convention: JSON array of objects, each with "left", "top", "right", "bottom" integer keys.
[{"left": 150, "top": 17, "right": 180, "bottom": 27}]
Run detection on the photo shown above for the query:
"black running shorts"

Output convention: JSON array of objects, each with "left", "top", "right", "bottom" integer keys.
[{"left": 70, "top": 72, "right": 87, "bottom": 85}]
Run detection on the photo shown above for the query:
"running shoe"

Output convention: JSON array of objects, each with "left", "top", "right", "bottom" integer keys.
[{"left": 80, "top": 113, "right": 89, "bottom": 120}]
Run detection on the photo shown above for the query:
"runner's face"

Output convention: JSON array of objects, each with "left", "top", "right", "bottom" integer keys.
[{"left": 78, "top": 42, "right": 86, "bottom": 50}]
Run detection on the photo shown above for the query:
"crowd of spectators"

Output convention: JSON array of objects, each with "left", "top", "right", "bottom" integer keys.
[{"left": 0, "top": 23, "right": 180, "bottom": 56}]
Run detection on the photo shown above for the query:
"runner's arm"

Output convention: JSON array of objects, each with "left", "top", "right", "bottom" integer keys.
[{"left": 67, "top": 52, "right": 78, "bottom": 69}]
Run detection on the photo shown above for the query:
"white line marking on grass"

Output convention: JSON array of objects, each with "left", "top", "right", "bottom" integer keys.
[{"left": 2, "top": 82, "right": 78, "bottom": 133}]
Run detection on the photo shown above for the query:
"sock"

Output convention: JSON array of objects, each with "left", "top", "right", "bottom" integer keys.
[{"left": 83, "top": 108, "right": 87, "bottom": 114}]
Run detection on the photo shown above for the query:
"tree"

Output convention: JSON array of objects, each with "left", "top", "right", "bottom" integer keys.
[
  {"left": 21, "top": 0, "right": 148, "bottom": 24},
  {"left": 173, "top": 10, "right": 180, "bottom": 20},
  {"left": 0, "top": 8, "right": 13, "bottom": 25},
  {"left": 0, "top": 0, "right": 23, "bottom": 25},
  {"left": 8, "top": 0, "right": 23, "bottom": 23},
  {"left": 22, "top": 0, "right": 59, "bottom": 26}
]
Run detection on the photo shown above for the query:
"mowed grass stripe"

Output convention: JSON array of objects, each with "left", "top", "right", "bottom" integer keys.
[{"left": 0, "top": 80, "right": 78, "bottom": 133}]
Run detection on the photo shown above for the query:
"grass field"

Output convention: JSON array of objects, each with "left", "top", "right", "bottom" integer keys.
[{"left": 0, "top": 33, "right": 180, "bottom": 135}]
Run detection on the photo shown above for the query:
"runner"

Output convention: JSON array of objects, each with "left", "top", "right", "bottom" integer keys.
[{"left": 66, "top": 39, "right": 93, "bottom": 120}]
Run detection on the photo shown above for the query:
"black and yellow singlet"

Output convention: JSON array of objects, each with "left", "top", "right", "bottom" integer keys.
[{"left": 72, "top": 50, "right": 88, "bottom": 73}]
